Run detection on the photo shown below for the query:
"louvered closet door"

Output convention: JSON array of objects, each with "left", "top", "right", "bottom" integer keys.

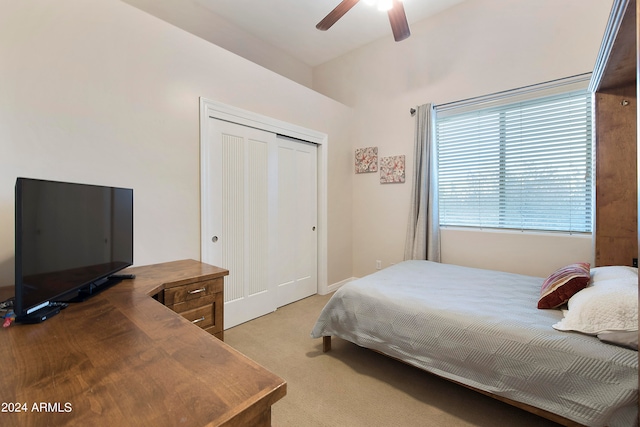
[{"left": 204, "top": 119, "right": 278, "bottom": 328}]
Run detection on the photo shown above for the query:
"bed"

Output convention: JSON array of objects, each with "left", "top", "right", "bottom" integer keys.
[{"left": 311, "top": 261, "right": 638, "bottom": 427}]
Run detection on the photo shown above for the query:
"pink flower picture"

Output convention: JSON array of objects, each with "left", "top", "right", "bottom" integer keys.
[
  {"left": 355, "top": 147, "right": 378, "bottom": 173},
  {"left": 380, "top": 155, "right": 405, "bottom": 183}
]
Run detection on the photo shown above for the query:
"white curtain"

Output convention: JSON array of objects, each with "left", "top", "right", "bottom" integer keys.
[{"left": 404, "top": 103, "right": 440, "bottom": 261}]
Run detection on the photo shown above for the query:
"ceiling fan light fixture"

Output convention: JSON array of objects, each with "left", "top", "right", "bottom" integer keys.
[
  {"left": 317, "top": 0, "right": 410, "bottom": 42},
  {"left": 363, "top": 0, "right": 404, "bottom": 12},
  {"left": 377, "top": 0, "right": 393, "bottom": 12}
]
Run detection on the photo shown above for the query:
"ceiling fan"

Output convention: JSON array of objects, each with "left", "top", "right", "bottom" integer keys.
[{"left": 316, "top": 0, "right": 411, "bottom": 42}]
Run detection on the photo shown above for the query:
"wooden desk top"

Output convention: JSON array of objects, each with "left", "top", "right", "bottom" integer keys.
[{"left": 0, "top": 260, "right": 286, "bottom": 426}]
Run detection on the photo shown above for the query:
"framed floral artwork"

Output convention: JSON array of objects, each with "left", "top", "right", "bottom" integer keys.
[
  {"left": 355, "top": 147, "right": 378, "bottom": 173},
  {"left": 380, "top": 155, "right": 405, "bottom": 183}
]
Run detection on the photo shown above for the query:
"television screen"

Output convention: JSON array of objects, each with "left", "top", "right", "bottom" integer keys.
[{"left": 15, "top": 178, "right": 133, "bottom": 321}]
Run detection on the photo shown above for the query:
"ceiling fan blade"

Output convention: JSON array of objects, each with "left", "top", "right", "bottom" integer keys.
[
  {"left": 316, "top": 0, "right": 360, "bottom": 31},
  {"left": 388, "top": 0, "right": 410, "bottom": 41}
]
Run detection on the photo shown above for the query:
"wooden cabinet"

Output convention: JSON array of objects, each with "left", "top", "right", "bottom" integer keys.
[
  {"left": 163, "top": 277, "right": 224, "bottom": 340},
  {"left": 590, "top": 0, "right": 638, "bottom": 266},
  {"left": 592, "top": 5, "right": 640, "bottom": 416}
]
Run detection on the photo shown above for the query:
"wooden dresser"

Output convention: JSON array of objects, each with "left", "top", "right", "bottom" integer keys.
[
  {"left": 155, "top": 268, "right": 224, "bottom": 340},
  {"left": 0, "top": 259, "right": 286, "bottom": 427}
]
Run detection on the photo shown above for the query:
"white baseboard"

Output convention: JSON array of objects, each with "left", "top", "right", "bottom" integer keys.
[{"left": 321, "top": 277, "right": 358, "bottom": 295}]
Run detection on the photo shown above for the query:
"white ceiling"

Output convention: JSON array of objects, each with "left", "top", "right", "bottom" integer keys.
[{"left": 122, "top": 0, "right": 466, "bottom": 67}]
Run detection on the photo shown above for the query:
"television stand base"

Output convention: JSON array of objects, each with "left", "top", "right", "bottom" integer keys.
[{"left": 65, "top": 276, "right": 124, "bottom": 303}]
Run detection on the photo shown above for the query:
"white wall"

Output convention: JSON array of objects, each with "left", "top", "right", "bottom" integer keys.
[
  {"left": 441, "top": 228, "right": 593, "bottom": 277},
  {"left": 0, "top": 0, "right": 353, "bottom": 288},
  {"left": 313, "top": 0, "right": 613, "bottom": 277},
  {"left": 120, "top": 0, "right": 314, "bottom": 88}
]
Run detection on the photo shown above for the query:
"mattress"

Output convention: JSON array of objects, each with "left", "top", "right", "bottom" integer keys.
[{"left": 311, "top": 260, "right": 638, "bottom": 427}]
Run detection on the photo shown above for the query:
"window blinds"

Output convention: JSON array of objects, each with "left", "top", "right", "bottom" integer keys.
[{"left": 436, "top": 87, "right": 592, "bottom": 233}]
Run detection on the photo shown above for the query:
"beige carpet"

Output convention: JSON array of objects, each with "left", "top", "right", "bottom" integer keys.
[{"left": 224, "top": 294, "right": 562, "bottom": 427}]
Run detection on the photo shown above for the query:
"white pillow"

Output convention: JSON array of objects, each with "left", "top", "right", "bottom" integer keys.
[
  {"left": 590, "top": 265, "right": 638, "bottom": 283},
  {"left": 553, "top": 276, "right": 638, "bottom": 335}
]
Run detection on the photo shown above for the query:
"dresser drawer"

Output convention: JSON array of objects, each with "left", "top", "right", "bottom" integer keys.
[
  {"left": 177, "top": 297, "right": 223, "bottom": 335},
  {"left": 181, "top": 304, "right": 215, "bottom": 330},
  {"left": 167, "top": 293, "right": 216, "bottom": 314},
  {"left": 164, "top": 278, "right": 222, "bottom": 307}
]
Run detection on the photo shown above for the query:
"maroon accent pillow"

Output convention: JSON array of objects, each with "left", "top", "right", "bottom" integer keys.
[{"left": 537, "top": 262, "right": 591, "bottom": 309}]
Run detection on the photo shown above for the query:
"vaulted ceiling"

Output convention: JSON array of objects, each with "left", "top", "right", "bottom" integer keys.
[{"left": 121, "top": 0, "right": 466, "bottom": 68}]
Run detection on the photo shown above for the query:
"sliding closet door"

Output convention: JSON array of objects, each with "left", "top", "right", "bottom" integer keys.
[
  {"left": 202, "top": 119, "right": 318, "bottom": 328},
  {"left": 204, "top": 118, "right": 278, "bottom": 328},
  {"left": 276, "top": 136, "right": 317, "bottom": 307}
]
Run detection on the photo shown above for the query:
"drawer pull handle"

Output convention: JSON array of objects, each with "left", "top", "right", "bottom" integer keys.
[
  {"left": 188, "top": 287, "right": 206, "bottom": 295},
  {"left": 192, "top": 316, "right": 206, "bottom": 324}
]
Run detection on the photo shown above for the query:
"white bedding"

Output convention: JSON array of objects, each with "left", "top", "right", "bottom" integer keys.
[{"left": 311, "top": 261, "right": 638, "bottom": 427}]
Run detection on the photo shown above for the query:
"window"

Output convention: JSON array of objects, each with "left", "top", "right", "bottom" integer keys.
[{"left": 436, "top": 81, "right": 592, "bottom": 233}]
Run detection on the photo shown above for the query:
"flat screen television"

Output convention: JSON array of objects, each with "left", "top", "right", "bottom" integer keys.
[{"left": 14, "top": 178, "right": 133, "bottom": 323}]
